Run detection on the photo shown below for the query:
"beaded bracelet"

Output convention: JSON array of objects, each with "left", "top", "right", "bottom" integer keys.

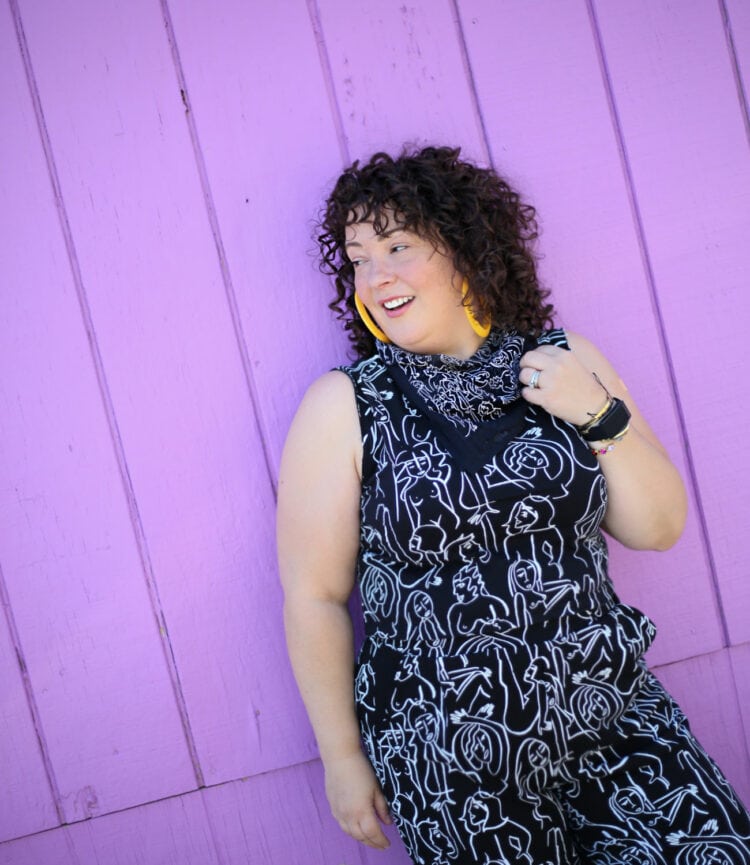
[
  {"left": 590, "top": 422, "right": 631, "bottom": 455},
  {"left": 591, "top": 443, "right": 617, "bottom": 456}
]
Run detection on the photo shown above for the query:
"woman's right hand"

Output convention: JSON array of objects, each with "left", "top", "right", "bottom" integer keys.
[{"left": 324, "top": 750, "right": 392, "bottom": 850}]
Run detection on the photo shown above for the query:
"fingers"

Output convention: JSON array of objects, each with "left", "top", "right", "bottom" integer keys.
[
  {"left": 325, "top": 751, "right": 391, "bottom": 850},
  {"left": 519, "top": 365, "right": 543, "bottom": 391},
  {"left": 331, "top": 786, "right": 391, "bottom": 849},
  {"left": 518, "top": 345, "right": 603, "bottom": 420},
  {"left": 518, "top": 346, "right": 558, "bottom": 395},
  {"left": 518, "top": 344, "right": 560, "bottom": 369},
  {"left": 357, "top": 811, "right": 391, "bottom": 849},
  {"left": 339, "top": 811, "right": 390, "bottom": 850},
  {"left": 518, "top": 363, "right": 547, "bottom": 406},
  {"left": 374, "top": 788, "right": 393, "bottom": 824}
]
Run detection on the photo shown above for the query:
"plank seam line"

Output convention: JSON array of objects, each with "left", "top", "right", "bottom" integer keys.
[
  {"left": 651, "top": 640, "right": 750, "bottom": 673},
  {"left": 726, "top": 647, "right": 750, "bottom": 772},
  {"left": 159, "top": 0, "right": 280, "bottom": 497},
  {"left": 719, "top": 0, "right": 750, "bottom": 147},
  {"left": 654, "top": 643, "right": 750, "bottom": 770},
  {"left": 199, "top": 787, "right": 228, "bottom": 865},
  {"left": 726, "top": 646, "right": 750, "bottom": 768},
  {"left": 305, "top": 0, "right": 350, "bottom": 165},
  {"left": 5, "top": 1, "right": 79, "bottom": 828},
  {"left": 0, "top": 757, "right": 326, "bottom": 847},
  {"left": 10, "top": 0, "right": 205, "bottom": 793},
  {"left": 0, "top": 558, "right": 66, "bottom": 826},
  {"left": 585, "top": 0, "right": 730, "bottom": 647},
  {"left": 448, "top": 0, "right": 493, "bottom": 167}
]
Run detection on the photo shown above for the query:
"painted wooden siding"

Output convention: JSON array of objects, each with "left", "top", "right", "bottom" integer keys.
[{"left": 0, "top": 0, "right": 747, "bottom": 862}]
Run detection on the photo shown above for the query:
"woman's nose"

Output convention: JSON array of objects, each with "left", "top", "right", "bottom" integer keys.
[{"left": 366, "top": 258, "right": 395, "bottom": 289}]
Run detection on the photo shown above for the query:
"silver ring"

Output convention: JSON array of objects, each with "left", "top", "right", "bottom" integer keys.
[{"left": 529, "top": 369, "right": 541, "bottom": 389}]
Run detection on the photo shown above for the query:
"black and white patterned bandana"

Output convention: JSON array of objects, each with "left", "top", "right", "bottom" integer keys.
[{"left": 376, "top": 329, "right": 526, "bottom": 435}]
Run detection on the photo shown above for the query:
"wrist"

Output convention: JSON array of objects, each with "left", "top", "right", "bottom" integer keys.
[
  {"left": 576, "top": 396, "right": 611, "bottom": 432},
  {"left": 576, "top": 398, "right": 631, "bottom": 442},
  {"left": 319, "top": 737, "right": 364, "bottom": 766},
  {"left": 588, "top": 421, "right": 631, "bottom": 455},
  {"left": 573, "top": 371, "right": 613, "bottom": 431}
]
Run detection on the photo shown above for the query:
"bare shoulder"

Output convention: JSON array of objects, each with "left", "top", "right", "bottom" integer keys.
[
  {"left": 296, "top": 369, "right": 357, "bottom": 416},
  {"left": 280, "top": 369, "right": 361, "bottom": 481},
  {"left": 278, "top": 370, "right": 362, "bottom": 600},
  {"left": 285, "top": 370, "right": 358, "bottom": 437}
]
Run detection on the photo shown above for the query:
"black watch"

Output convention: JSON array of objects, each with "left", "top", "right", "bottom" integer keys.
[{"left": 578, "top": 398, "right": 631, "bottom": 441}]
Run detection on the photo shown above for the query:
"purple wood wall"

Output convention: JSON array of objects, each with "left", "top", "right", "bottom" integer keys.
[{"left": 1, "top": 1, "right": 748, "bottom": 861}]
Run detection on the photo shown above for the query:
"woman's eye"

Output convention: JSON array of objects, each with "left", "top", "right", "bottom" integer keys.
[{"left": 391, "top": 244, "right": 407, "bottom": 253}]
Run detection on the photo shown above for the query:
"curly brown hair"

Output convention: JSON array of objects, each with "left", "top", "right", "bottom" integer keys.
[{"left": 316, "top": 145, "right": 555, "bottom": 358}]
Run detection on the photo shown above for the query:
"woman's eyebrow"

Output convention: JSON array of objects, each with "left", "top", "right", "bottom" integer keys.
[{"left": 345, "top": 228, "right": 406, "bottom": 249}]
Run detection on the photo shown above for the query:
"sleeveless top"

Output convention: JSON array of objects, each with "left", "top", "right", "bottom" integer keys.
[{"left": 340, "top": 329, "right": 656, "bottom": 763}]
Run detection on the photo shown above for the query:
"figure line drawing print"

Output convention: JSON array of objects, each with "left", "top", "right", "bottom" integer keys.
[{"left": 277, "top": 146, "right": 750, "bottom": 864}]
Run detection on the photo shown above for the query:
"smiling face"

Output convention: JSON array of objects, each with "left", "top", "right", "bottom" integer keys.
[{"left": 345, "top": 216, "right": 484, "bottom": 358}]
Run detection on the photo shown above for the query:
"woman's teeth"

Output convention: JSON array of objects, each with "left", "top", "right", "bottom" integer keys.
[{"left": 383, "top": 297, "right": 414, "bottom": 310}]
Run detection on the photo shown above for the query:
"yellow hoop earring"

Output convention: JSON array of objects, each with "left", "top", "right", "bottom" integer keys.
[
  {"left": 462, "top": 278, "right": 491, "bottom": 338},
  {"left": 354, "top": 294, "right": 390, "bottom": 343}
]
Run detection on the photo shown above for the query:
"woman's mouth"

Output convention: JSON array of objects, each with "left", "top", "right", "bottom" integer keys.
[{"left": 382, "top": 296, "right": 414, "bottom": 315}]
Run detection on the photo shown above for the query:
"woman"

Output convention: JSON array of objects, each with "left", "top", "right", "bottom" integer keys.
[{"left": 277, "top": 146, "right": 750, "bottom": 863}]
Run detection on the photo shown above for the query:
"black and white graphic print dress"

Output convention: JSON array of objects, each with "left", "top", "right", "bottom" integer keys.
[
  {"left": 341, "top": 331, "right": 656, "bottom": 831},
  {"left": 340, "top": 328, "right": 750, "bottom": 865}
]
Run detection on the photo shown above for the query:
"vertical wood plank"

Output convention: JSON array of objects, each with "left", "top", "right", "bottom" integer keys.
[
  {"left": 722, "top": 0, "right": 750, "bottom": 131},
  {"left": 0, "top": 3, "right": 60, "bottom": 838},
  {"left": 16, "top": 0, "right": 318, "bottom": 790},
  {"left": 654, "top": 650, "right": 750, "bottom": 809},
  {"left": 318, "top": 0, "right": 486, "bottom": 161},
  {"left": 2, "top": 1, "right": 196, "bottom": 830},
  {"left": 166, "top": 0, "right": 348, "bottom": 474},
  {"left": 593, "top": 0, "right": 750, "bottom": 646},
  {"left": 458, "top": 0, "right": 723, "bottom": 665}
]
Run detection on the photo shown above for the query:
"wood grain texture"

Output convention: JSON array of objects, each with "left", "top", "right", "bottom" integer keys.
[
  {"left": 2, "top": 0, "right": 195, "bottom": 830},
  {"left": 0, "top": 766, "right": 414, "bottom": 865},
  {"left": 166, "top": 0, "right": 349, "bottom": 476},
  {"left": 0, "top": 600, "right": 58, "bottom": 840},
  {"left": 593, "top": 0, "right": 750, "bottom": 646},
  {"left": 14, "top": 0, "right": 314, "bottom": 794},
  {"left": 0, "top": 2, "right": 60, "bottom": 840},
  {"left": 203, "top": 760, "right": 413, "bottom": 865},
  {"left": 0, "top": 790, "right": 218, "bottom": 865},
  {"left": 725, "top": 0, "right": 750, "bottom": 115},
  {"left": 0, "top": 829, "right": 77, "bottom": 865},
  {"left": 2, "top": 0, "right": 749, "bottom": 856},
  {"left": 729, "top": 643, "right": 750, "bottom": 766},
  {"left": 458, "top": 0, "right": 723, "bottom": 666},
  {"left": 653, "top": 649, "right": 750, "bottom": 810},
  {"left": 318, "top": 0, "right": 487, "bottom": 162}
]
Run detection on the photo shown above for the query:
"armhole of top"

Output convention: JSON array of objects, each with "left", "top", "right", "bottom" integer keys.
[{"left": 334, "top": 364, "right": 374, "bottom": 485}]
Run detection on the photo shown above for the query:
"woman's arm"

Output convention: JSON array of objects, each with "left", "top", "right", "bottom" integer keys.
[
  {"left": 519, "top": 332, "right": 687, "bottom": 551},
  {"left": 277, "top": 371, "right": 390, "bottom": 850}
]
